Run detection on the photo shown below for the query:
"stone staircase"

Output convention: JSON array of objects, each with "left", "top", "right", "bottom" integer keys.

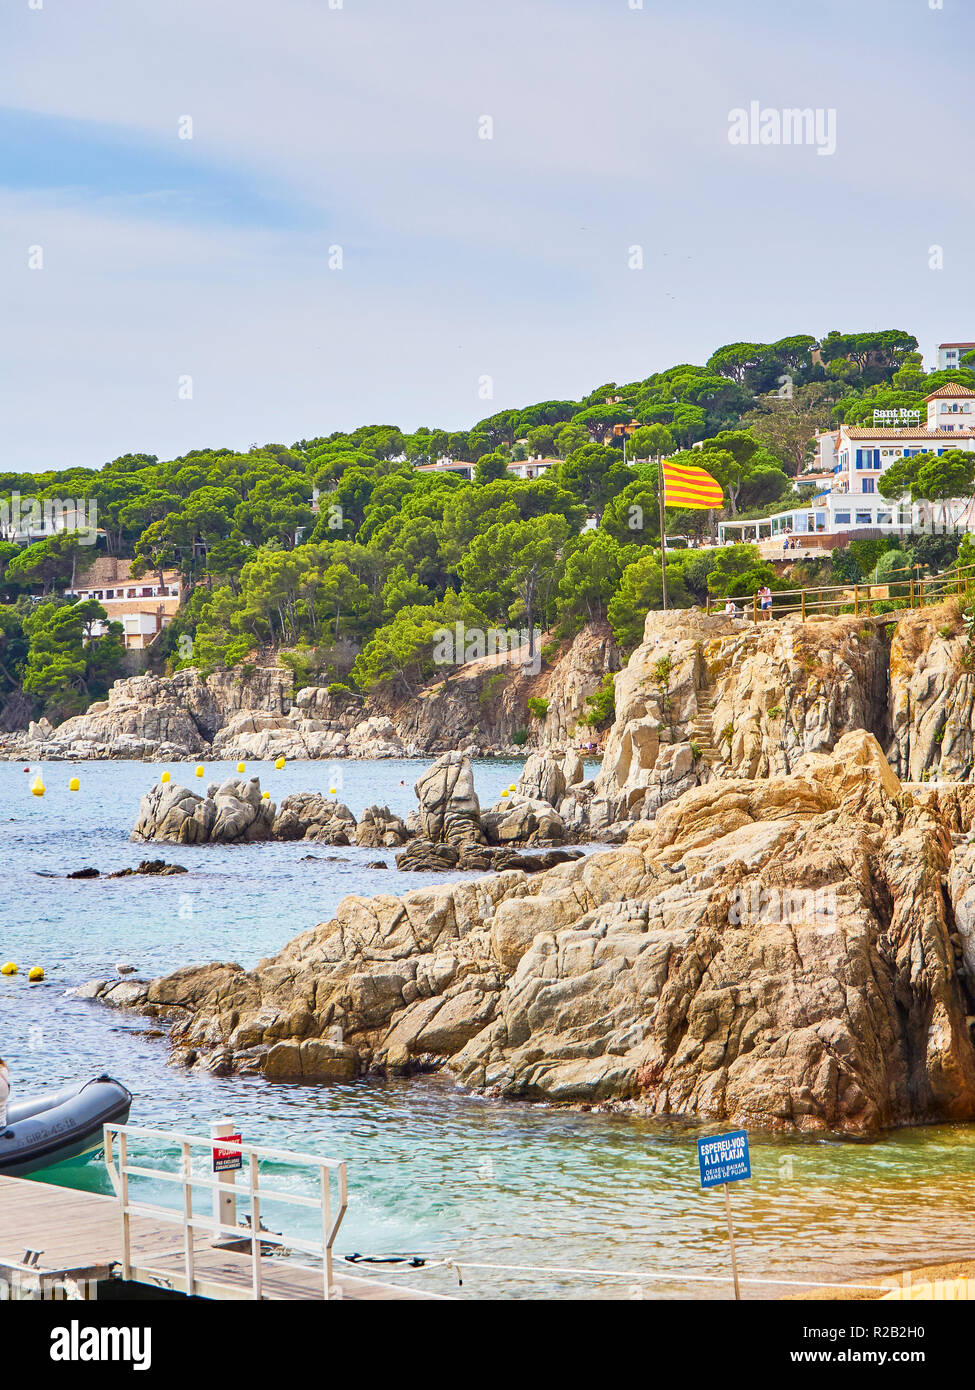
[{"left": 688, "top": 686, "right": 724, "bottom": 768}]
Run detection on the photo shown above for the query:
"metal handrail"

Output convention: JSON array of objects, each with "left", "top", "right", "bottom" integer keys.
[{"left": 104, "top": 1123, "right": 348, "bottom": 1300}]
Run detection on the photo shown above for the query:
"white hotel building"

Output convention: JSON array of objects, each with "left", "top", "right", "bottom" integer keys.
[{"left": 718, "top": 384, "right": 975, "bottom": 551}]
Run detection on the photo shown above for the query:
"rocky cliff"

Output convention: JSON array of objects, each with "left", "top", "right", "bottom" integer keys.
[
  {"left": 592, "top": 607, "right": 893, "bottom": 826},
  {"left": 371, "top": 621, "right": 620, "bottom": 756},
  {"left": 0, "top": 622, "right": 619, "bottom": 762},
  {"left": 887, "top": 604, "right": 975, "bottom": 782},
  {"left": 82, "top": 731, "right": 975, "bottom": 1133}
]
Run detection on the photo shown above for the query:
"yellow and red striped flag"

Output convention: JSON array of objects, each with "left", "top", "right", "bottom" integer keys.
[{"left": 661, "top": 461, "right": 724, "bottom": 510}]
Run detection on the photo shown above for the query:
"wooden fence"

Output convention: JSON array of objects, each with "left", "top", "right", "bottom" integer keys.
[{"left": 705, "top": 562, "right": 975, "bottom": 624}]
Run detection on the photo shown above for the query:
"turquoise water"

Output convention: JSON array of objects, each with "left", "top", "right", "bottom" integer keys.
[{"left": 2, "top": 757, "right": 975, "bottom": 1299}]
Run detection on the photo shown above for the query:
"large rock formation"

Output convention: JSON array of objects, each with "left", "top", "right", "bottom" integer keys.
[
  {"left": 270, "top": 793, "right": 359, "bottom": 845},
  {"left": 1, "top": 667, "right": 292, "bottom": 761},
  {"left": 95, "top": 730, "right": 975, "bottom": 1134},
  {"left": 886, "top": 602, "right": 975, "bottom": 782},
  {"left": 413, "top": 752, "right": 486, "bottom": 845},
  {"left": 132, "top": 778, "right": 277, "bottom": 845},
  {"left": 592, "top": 607, "right": 891, "bottom": 825}
]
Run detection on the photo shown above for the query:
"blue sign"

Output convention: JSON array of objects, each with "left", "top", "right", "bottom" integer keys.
[{"left": 698, "top": 1130, "right": 750, "bottom": 1188}]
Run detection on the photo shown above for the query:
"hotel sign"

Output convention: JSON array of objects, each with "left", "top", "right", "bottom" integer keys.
[{"left": 872, "top": 409, "right": 920, "bottom": 424}]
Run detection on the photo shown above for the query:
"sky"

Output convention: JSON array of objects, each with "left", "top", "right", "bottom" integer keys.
[{"left": 1, "top": 0, "right": 972, "bottom": 473}]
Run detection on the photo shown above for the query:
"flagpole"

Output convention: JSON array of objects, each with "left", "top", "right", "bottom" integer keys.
[{"left": 657, "top": 452, "right": 668, "bottom": 611}]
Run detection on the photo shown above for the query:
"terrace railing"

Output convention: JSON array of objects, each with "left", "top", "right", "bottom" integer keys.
[{"left": 705, "top": 561, "right": 975, "bottom": 624}]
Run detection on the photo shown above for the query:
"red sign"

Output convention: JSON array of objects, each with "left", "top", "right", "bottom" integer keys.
[{"left": 212, "top": 1133, "right": 243, "bottom": 1172}]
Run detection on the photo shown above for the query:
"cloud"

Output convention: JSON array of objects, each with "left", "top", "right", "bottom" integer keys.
[{"left": 1, "top": 0, "right": 973, "bottom": 469}]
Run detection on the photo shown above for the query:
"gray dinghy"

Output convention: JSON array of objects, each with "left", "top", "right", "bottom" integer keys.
[{"left": 0, "top": 1075, "right": 132, "bottom": 1177}]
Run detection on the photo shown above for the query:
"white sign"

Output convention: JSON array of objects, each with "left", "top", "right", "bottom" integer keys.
[{"left": 872, "top": 409, "right": 920, "bottom": 424}]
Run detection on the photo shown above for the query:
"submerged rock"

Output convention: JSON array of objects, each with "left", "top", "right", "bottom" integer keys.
[
  {"left": 69, "top": 860, "right": 188, "bottom": 878},
  {"left": 109, "top": 860, "right": 188, "bottom": 877}
]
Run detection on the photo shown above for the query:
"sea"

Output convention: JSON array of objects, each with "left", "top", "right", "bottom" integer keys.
[{"left": 1, "top": 756, "right": 974, "bottom": 1300}]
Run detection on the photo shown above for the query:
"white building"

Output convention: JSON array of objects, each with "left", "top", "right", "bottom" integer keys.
[
  {"left": 718, "top": 383, "right": 975, "bottom": 549},
  {"left": 66, "top": 556, "right": 182, "bottom": 651},
  {"left": 937, "top": 342, "right": 975, "bottom": 371},
  {"left": 507, "top": 457, "right": 558, "bottom": 481}
]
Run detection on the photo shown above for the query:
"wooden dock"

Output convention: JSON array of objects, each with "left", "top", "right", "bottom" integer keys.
[{"left": 0, "top": 1176, "right": 446, "bottom": 1300}]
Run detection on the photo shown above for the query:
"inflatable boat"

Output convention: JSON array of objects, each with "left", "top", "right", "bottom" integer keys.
[{"left": 0, "top": 1075, "right": 132, "bottom": 1178}]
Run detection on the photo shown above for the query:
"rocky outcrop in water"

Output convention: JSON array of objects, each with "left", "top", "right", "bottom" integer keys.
[
  {"left": 67, "top": 860, "right": 188, "bottom": 878},
  {"left": 413, "top": 752, "right": 486, "bottom": 845},
  {"left": 132, "top": 777, "right": 278, "bottom": 845},
  {"left": 94, "top": 729, "right": 975, "bottom": 1134},
  {"left": 129, "top": 753, "right": 564, "bottom": 859},
  {"left": 270, "top": 793, "right": 359, "bottom": 845}
]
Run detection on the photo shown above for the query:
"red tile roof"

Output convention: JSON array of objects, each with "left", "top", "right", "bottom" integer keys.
[{"left": 926, "top": 383, "right": 975, "bottom": 400}]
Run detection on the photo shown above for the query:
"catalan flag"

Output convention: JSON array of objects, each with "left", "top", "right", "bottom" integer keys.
[{"left": 661, "top": 460, "right": 724, "bottom": 510}]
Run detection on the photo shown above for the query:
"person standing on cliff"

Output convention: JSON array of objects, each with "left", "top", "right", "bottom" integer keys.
[{"left": 758, "top": 584, "right": 772, "bottom": 621}]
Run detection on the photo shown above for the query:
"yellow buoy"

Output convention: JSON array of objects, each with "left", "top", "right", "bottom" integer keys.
[
  {"left": 195, "top": 765, "right": 205, "bottom": 778},
  {"left": 237, "top": 762, "right": 246, "bottom": 774},
  {"left": 509, "top": 783, "right": 517, "bottom": 791},
  {"left": 261, "top": 791, "right": 270, "bottom": 800},
  {"left": 500, "top": 789, "right": 509, "bottom": 798},
  {"left": 1, "top": 962, "right": 17, "bottom": 976},
  {"left": 68, "top": 776, "right": 80, "bottom": 792},
  {"left": 28, "top": 966, "right": 44, "bottom": 982},
  {"left": 329, "top": 787, "right": 337, "bottom": 795},
  {"left": 160, "top": 770, "right": 171, "bottom": 784},
  {"left": 274, "top": 756, "right": 286, "bottom": 770},
  {"left": 31, "top": 777, "right": 45, "bottom": 797}
]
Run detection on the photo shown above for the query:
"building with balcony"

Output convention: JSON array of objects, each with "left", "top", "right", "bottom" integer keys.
[
  {"left": 66, "top": 556, "right": 182, "bottom": 651},
  {"left": 937, "top": 342, "right": 975, "bottom": 371},
  {"left": 718, "top": 383, "right": 975, "bottom": 550}
]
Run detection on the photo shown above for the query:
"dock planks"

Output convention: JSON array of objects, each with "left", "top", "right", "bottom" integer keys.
[{"left": 0, "top": 1175, "right": 446, "bottom": 1300}]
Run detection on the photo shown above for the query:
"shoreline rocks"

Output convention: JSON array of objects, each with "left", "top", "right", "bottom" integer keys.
[
  {"left": 87, "top": 728, "right": 975, "bottom": 1134},
  {"left": 128, "top": 752, "right": 582, "bottom": 863},
  {"left": 0, "top": 621, "right": 620, "bottom": 764}
]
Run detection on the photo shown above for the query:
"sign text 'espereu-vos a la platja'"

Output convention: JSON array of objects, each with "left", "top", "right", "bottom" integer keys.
[{"left": 697, "top": 1130, "right": 751, "bottom": 1188}]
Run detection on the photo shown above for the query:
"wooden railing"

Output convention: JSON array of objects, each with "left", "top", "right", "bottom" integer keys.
[{"left": 705, "top": 562, "right": 975, "bottom": 624}]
